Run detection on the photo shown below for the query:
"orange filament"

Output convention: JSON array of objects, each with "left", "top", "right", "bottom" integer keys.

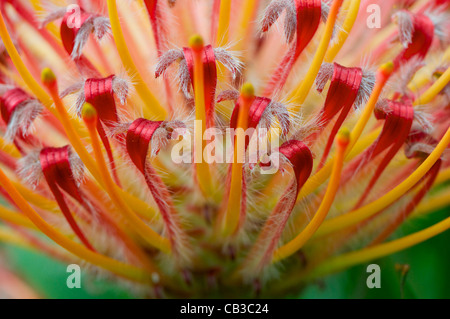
[
  {"left": 0, "top": 165, "right": 152, "bottom": 283},
  {"left": 82, "top": 103, "right": 171, "bottom": 254},
  {"left": 273, "top": 128, "right": 350, "bottom": 263}
]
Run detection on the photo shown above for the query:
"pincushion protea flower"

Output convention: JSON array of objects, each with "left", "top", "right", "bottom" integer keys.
[{"left": 0, "top": 0, "right": 448, "bottom": 299}]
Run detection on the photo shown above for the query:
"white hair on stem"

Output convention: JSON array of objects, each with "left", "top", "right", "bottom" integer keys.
[
  {"left": 16, "top": 151, "right": 43, "bottom": 189},
  {"left": 111, "top": 76, "right": 130, "bottom": 105},
  {"left": 216, "top": 89, "right": 240, "bottom": 103},
  {"left": 177, "top": 58, "right": 192, "bottom": 100}
]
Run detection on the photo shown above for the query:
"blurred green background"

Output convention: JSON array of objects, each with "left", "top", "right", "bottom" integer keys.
[{"left": 1, "top": 207, "right": 449, "bottom": 299}]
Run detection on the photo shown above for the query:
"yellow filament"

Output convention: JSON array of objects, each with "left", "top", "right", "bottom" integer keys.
[
  {"left": 324, "top": 0, "right": 360, "bottom": 62},
  {"left": 434, "top": 167, "right": 450, "bottom": 186},
  {"left": 408, "top": 47, "right": 450, "bottom": 93},
  {"left": 290, "top": 128, "right": 379, "bottom": 228},
  {"left": 315, "top": 127, "right": 450, "bottom": 238},
  {"left": 273, "top": 129, "right": 350, "bottom": 263},
  {"left": 216, "top": 0, "right": 232, "bottom": 46},
  {"left": 234, "top": 0, "right": 259, "bottom": 52},
  {"left": 222, "top": 84, "right": 255, "bottom": 236},
  {"left": 0, "top": 136, "right": 20, "bottom": 158},
  {"left": 413, "top": 66, "right": 450, "bottom": 106},
  {"left": 0, "top": 11, "right": 52, "bottom": 108},
  {"left": 13, "top": 181, "right": 59, "bottom": 212},
  {"left": 297, "top": 129, "right": 379, "bottom": 204},
  {"left": 288, "top": 0, "right": 345, "bottom": 110},
  {"left": 307, "top": 216, "right": 450, "bottom": 280},
  {"left": 363, "top": 0, "right": 432, "bottom": 57},
  {"left": 0, "top": 207, "right": 37, "bottom": 229},
  {"left": 0, "top": 167, "right": 151, "bottom": 283},
  {"left": 294, "top": 61, "right": 444, "bottom": 204},
  {"left": 82, "top": 104, "right": 171, "bottom": 254},
  {"left": 106, "top": 0, "right": 166, "bottom": 120}
]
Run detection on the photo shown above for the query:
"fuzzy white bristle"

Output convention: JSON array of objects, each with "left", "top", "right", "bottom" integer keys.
[
  {"left": 216, "top": 89, "right": 240, "bottom": 102},
  {"left": 261, "top": 0, "right": 297, "bottom": 43},
  {"left": 355, "top": 70, "right": 376, "bottom": 108},
  {"left": 106, "top": 122, "right": 132, "bottom": 139},
  {"left": 68, "top": 148, "right": 85, "bottom": 186},
  {"left": 112, "top": 76, "right": 130, "bottom": 105},
  {"left": 261, "top": 101, "right": 291, "bottom": 136},
  {"left": 425, "top": 6, "right": 450, "bottom": 43},
  {"left": 177, "top": 58, "right": 192, "bottom": 99},
  {"left": 71, "top": 16, "right": 110, "bottom": 60},
  {"left": 155, "top": 49, "right": 184, "bottom": 78},
  {"left": 5, "top": 100, "right": 43, "bottom": 142},
  {"left": 93, "top": 16, "right": 111, "bottom": 40},
  {"left": 413, "top": 107, "right": 433, "bottom": 133},
  {"left": 283, "top": 0, "right": 298, "bottom": 43},
  {"left": 393, "top": 10, "right": 414, "bottom": 48},
  {"left": 214, "top": 47, "right": 244, "bottom": 79},
  {"left": 315, "top": 63, "right": 334, "bottom": 93},
  {"left": 39, "top": 7, "right": 66, "bottom": 28},
  {"left": 16, "top": 151, "right": 43, "bottom": 189}
]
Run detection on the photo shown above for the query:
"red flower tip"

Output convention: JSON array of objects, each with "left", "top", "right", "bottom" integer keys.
[
  {"left": 126, "top": 118, "right": 185, "bottom": 172},
  {"left": 126, "top": 118, "right": 164, "bottom": 173},
  {"left": 393, "top": 10, "right": 435, "bottom": 68},
  {"left": 40, "top": 146, "right": 95, "bottom": 251},
  {"left": 262, "top": 0, "right": 324, "bottom": 96},
  {"left": 183, "top": 44, "right": 217, "bottom": 126},
  {"left": 156, "top": 45, "right": 241, "bottom": 115},
  {"left": 314, "top": 63, "right": 375, "bottom": 168},
  {"left": 62, "top": 75, "right": 127, "bottom": 186},
  {"left": 278, "top": 140, "right": 314, "bottom": 193},
  {"left": 229, "top": 95, "right": 291, "bottom": 142},
  {"left": 349, "top": 100, "right": 415, "bottom": 208},
  {"left": 84, "top": 75, "right": 121, "bottom": 124}
]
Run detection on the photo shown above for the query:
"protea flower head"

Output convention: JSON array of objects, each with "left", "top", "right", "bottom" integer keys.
[{"left": 0, "top": 0, "right": 448, "bottom": 299}]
